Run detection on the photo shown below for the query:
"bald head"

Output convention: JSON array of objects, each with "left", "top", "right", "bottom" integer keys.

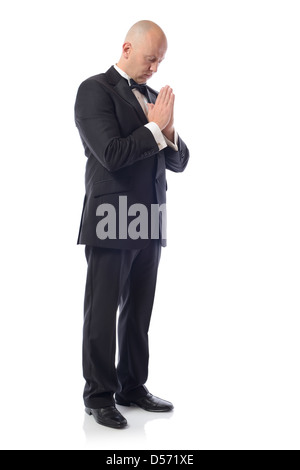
[
  {"left": 117, "top": 20, "right": 168, "bottom": 84},
  {"left": 125, "top": 20, "right": 167, "bottom": 46}
]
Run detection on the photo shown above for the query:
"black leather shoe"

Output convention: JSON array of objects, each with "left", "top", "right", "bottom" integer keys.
[
  {"left": 85, "top": 406, "right": 127, "bottom": 429},
  {"left": 115, "top": 393, "right": 174, "bottom": 412}
]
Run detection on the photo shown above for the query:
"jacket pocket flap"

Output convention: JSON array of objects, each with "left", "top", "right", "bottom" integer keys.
[{"left": 92, "top": 178, "right": 131, "bottom": 198}]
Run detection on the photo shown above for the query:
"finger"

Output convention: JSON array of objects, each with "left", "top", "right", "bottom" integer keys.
[
  {"left": 170, "top": 92, "right": 175, "bottom": 107},
  {"left": 157, "top": 86, "right": 167, "bottom": 104},
  {"left": 156, "top": 86, "right": 172, "bottom": 108},
  {"left": 164, "top": 89, "right": 173, "bottom": 109},
  {"left": 161, "top": 86, "right": 172, "bottom": 99},
  {"left": 165, "top": 87, "right": 173, "bottom": 104}
]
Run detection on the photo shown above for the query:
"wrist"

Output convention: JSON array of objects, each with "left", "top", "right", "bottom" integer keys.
[{"left": 163, "top": 127, "right": 175, "bottom": 142}]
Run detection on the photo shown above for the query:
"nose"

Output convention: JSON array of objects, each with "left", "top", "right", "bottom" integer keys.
[{"left": 150, "top": 62, "right": 159, "bottom": 73}]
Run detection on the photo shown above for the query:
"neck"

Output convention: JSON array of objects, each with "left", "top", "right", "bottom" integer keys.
[{"left": 116, "top": 60, "right": 129, "bottom": 76}]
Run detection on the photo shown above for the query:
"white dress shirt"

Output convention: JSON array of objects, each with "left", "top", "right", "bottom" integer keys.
[{"left": 114, "top": 65, "right": 178, "bottom": 152}]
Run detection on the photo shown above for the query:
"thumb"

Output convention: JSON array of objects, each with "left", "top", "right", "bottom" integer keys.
[{"left": 147, "top": 103, "right": 155, "bottom": 111}]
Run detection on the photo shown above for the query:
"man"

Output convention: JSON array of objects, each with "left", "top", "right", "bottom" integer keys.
[{"left": 75, "top": 20, "right": 189, "bottom": 429}]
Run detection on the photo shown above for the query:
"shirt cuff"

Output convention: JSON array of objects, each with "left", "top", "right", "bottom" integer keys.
[{"left": 144, "top": 122, "right": 168, "bottom": 151}]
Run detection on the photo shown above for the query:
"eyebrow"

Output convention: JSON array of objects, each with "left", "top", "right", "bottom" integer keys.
[{"left": 146, "top": 55, "right": 164, "bottom": 62}]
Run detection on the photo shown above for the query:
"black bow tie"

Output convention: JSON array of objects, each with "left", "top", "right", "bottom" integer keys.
[{"left": 129, "top": 79, "right": 151, "bottom": 102}]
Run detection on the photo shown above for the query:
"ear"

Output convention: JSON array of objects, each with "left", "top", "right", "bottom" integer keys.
[{"left": 122, "top": 42, "right": 132, "bottom": 59}]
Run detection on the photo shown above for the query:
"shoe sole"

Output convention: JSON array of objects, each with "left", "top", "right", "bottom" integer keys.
[{"left": 115, "top": 401, "right": 174, "bottom": 412}]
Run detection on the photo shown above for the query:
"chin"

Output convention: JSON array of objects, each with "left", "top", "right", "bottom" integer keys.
[{"left": 134, "top": 75, "right": 151, "bottom": 84}]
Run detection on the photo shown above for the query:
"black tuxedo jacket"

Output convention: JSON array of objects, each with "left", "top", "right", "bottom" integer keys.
[{"left": 75, "top": 66, "right": 189, "bottom": 249}]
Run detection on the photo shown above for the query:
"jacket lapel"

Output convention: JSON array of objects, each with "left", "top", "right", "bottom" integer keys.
[
  {"left": 147, "top": 87, "right": 158, "bottom": 105},
  {"left": 105, "top": 66, "right": 149, "bottom": 125}
]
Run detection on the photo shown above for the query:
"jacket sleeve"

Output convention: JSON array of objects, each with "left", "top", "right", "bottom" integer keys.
[
  {"left": 164, "top": 136, "right": 190, "bottom": 173},
  {"left": 74, "top": 78, "right": 160, "bottom": 172}
]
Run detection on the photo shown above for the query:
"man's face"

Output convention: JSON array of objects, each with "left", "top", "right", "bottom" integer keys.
[{"left": 124, "top": 31, "right": 167, "bottom": 83}]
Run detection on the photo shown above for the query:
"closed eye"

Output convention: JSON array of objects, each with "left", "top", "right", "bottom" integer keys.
[{"left": 146, "top": 56, "right": 164, "bottom": 64}]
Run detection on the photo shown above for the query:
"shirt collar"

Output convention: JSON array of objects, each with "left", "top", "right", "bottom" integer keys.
[{"left": 114, "top": 64, "right": 131, "bottom": 85}]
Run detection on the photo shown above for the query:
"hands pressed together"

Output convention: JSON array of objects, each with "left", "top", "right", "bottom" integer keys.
[{"left": 147, "top": 86, "right": 175, "bottom": 142}]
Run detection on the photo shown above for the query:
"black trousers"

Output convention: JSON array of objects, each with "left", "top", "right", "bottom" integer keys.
[{"left": 83, "top": 240, "right": 161, "bottom": 409}]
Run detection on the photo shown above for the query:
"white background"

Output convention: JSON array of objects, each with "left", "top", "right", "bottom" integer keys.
[{"left": 0, "top": 0, "right": 299, "bottom": 450}]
